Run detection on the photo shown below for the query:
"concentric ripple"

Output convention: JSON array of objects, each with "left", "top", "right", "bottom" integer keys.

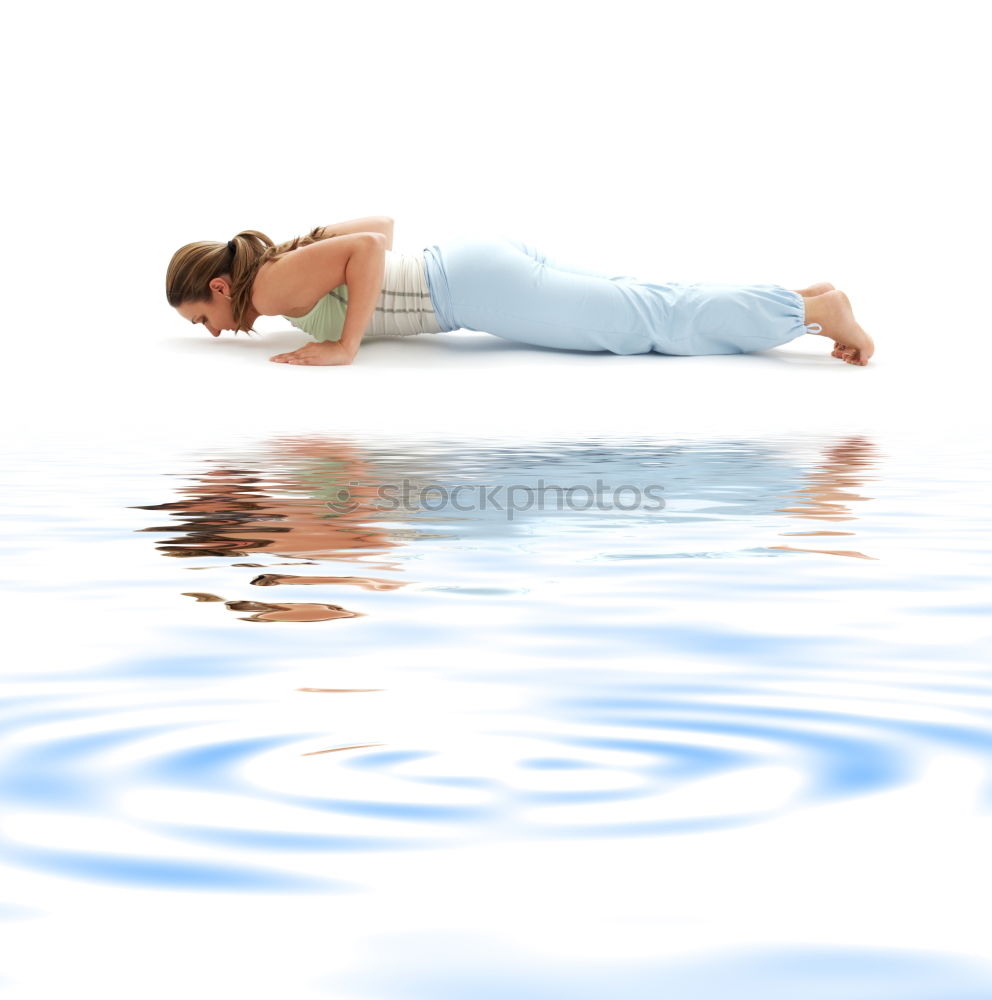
[{"left": 2, "top": 434, "right": 991, "bottom": 891}]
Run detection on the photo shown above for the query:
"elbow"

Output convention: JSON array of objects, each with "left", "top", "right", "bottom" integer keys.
[
  {"left": 346, "top": 232, "right": 387, "bottom": 258},
  {"left": 346, "top": 232, "right": 387, "bottom": 270},
  {"left": 378, "top": 216, "right": 394, "bottom": 250}
]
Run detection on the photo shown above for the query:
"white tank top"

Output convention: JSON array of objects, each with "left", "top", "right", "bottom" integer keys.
[{"left": 365, "top": 250, "right": 443, "bottom": 338}]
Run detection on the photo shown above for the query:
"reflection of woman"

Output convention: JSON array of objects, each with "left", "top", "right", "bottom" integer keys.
[
  {"left": 141, "top": 441, "right": 401, "bottom": 563},
  {"left": 166, "top": 215, "right": 874, "bottom": 368},
  {"left": 141, "top": 435, "right": 878, "bottom": 566}
]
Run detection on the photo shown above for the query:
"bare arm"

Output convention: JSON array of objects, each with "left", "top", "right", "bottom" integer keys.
[
  {"left": 317, "top": 215, "right": 393, "bottom": 250},
  {"left": 338, "top": 233, "right": 387, "bottom": 359},
  {"left": 265, "top": 232, "right": 386, "bottom": 367}
]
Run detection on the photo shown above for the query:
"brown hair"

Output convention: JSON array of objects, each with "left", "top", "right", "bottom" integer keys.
[{"left": 165, "top": 226, "right": 335, "bottom": 334}]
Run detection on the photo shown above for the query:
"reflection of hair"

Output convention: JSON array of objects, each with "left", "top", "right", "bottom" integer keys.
[{"left": 165, "top": 226, "right": 337, "bottom": 335}]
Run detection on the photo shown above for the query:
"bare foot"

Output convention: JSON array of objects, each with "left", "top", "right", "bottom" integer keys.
[
  {"left": 792, "top": 281, "right": 836, "bottom": 297},
  {"left": 806, "top": 290, "right": 875, "bottom": 367}
]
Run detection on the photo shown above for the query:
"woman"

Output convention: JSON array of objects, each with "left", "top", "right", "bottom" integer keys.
[{"left": 166, "top": 216, "right": 874, "bottom": 367}]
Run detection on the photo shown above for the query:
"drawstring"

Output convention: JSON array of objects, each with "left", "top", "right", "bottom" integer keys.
[{"left": 805, "top": 322, "right": 823, "bottom": 334}]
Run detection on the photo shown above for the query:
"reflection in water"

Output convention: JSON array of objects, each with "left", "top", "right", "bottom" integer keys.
[
  {"left": 181, "top": 592, "right": 365, "bottom": 623},
  {"left": 769, "top": 436, "right": 879, "bottom": 558},
  {"left": 132, "top": 434, "right": 881, "bottom": 626},
  {"left": 249, "top": 573, "right": 408, "bottom": 590},
  {"left": 7, "top": 432, "right": 992, "bottom": 920},
  {"left": 773, "top": 436, "right": 878, "bottom": 523},
  {"left": 6, "top": 429, "right": 992, "bottom": 995},
  {"left": 302, "top": 743, "right": 386, "bottom": 757}
]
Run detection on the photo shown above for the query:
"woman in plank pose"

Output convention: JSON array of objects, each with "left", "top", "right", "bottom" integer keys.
[{"left": 166, "top": 215, "right": 874, "bottom": 367}]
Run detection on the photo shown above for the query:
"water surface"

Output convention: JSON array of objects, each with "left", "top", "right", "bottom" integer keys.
[{"left": 2, "top": 431, "right": 991, "bottom": 997}]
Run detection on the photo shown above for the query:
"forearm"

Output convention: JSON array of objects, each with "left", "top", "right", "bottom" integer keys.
[
  {"left": 317, "top": 216, "right": 393, "bottom": 250},
  {"left": 339, "top": 234, "right": 386, "bottom": 357}
]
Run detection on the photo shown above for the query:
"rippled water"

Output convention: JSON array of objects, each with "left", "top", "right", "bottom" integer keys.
[{"left": 3, "top": 432, "right": 992, "bottom": 997}]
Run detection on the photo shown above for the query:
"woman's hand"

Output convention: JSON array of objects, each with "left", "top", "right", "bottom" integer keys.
[{"left": 269, "top": 342, "right": 356, "bottom": 366}]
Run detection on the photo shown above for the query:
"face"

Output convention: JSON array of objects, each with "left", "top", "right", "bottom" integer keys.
[{"left": 175, "top": 276, "right": 237, "bottom": 337}]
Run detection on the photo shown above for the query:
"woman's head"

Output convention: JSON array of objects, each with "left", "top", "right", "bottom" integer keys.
[
  {"left": 166, "top": 230, "right": 274, "bottom": 336},
  {"left": 166, "top": 226, "right": 336, "bottom": 337}
]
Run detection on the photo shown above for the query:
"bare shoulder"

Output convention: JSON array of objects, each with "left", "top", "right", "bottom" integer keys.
[{"left": 252, "top": 234, "right": 379, "bottom": 316}]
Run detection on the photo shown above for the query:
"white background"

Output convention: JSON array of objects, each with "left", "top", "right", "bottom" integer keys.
[
  {"left": 2, "top": 0, "right": 990, "bottom": 450},
  {"left": 2, "top": 3, "right": 992, "bottom": 997}
]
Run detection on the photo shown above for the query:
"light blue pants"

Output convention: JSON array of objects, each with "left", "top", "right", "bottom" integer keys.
[{"left": 422, "top": 235, "right": 820, "bottom": 356}]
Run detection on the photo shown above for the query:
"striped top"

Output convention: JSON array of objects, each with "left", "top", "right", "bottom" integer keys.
[{"left": 281, "top": 249, "right": 443, "bottom": 342}]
